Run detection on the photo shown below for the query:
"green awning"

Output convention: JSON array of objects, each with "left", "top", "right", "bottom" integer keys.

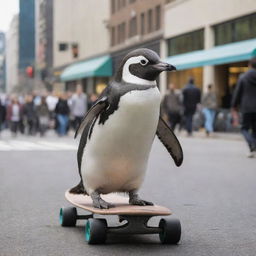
[
  {"left": 166, "top": 38, "right": 256, "bottom": 70},
  {"left": 60, "top": 55, "right": 112, "bottom": 82}
]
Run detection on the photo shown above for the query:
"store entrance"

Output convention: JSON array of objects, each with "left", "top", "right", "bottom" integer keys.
[
  {"left": 215, "top": 61, "right": 249, "bottom": 109},
  {"left": 167, "top": 67, "right": 203, "bottom": 90}
]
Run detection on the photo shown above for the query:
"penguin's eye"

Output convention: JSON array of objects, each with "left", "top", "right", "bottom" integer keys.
[{"left": 140, "top": 59, "right": 148, "bottom": 66}]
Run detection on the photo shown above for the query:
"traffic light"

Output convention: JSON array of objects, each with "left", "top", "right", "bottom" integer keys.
[
  {"left": 26, "top": 66, "right": 34, "bottom": 78},
  {"left": 72, "top": 43, "right": 79, "bottom": 58}
]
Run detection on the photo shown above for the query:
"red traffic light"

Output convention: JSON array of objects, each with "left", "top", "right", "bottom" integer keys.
[{"left": 26, "top": 66, "right": 34, "bottom": 78}]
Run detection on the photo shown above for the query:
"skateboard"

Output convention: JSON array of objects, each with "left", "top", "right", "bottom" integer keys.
[{"left": 59, "top": 190, "right": 181, "bottom": 244}]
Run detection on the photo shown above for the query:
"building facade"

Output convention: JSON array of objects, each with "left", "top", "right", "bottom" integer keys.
[
  {"left": 19, "top": 0, "right": 36, "bottom": 92},
  {"left": 0, "top": 32, "right": 6, "bottom": 92},
  {"left": 35, "top": 0, "right": 53, "bottom": 91},
  {"left": 164, "top": 0, "right": 256, "bottom": 107},
  {"left": 108, "top": 0, "right": 168, "bottom": 76},
  {"left": 6, "top": 15, "right": 19, "bottom": 93},
  {"left": 55, "top": 0, "right": 110, "bottom": 93}
]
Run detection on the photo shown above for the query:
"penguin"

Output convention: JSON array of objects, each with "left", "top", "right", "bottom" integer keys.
[{"left": 70, "top": 48, "right": 183, "bottom": 209}]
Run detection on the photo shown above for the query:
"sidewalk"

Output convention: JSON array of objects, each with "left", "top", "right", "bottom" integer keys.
[{"left": 178, "top": 129, "right": 242, "bottom": 141}]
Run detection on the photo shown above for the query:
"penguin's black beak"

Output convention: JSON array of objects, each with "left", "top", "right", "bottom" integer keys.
[{"left": 154, "top": 62, "right": 177, "bottom": 72}]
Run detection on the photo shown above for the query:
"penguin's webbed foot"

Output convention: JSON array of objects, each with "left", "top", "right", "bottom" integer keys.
[
  {"left": 129, "top": 191, "right": 154, "bottom": 206},
  {"left": 91, "top": 191, "right": 114, "bottom": 209}
]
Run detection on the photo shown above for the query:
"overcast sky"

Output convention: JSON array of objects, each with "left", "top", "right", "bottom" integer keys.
[{"left": 0, "top": 0, "right": 19, "bottom": 32}]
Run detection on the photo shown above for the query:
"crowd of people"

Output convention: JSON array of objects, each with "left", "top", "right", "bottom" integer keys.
[
  {"left": 0, "top": 85, "right": 97, "bottom": 137},
  {"left": 0, "top": 57, "right": 255, "bottom": 159},
  {"left": 162, "top": 77, "right": 216, "bottom": 137},
  {"left": 162, "top": 56, "right": 256, "bottom": 157}
]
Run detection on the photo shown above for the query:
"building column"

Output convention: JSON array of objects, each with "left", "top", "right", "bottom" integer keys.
[
  {"left": 159, "top": 38, "right": 167, "bottom": 96},
  {"left": 203, "top": 25, "right": 215, "bottom": 93},
  {"left": 86, "top": 77, "right": 94, "bottom": 94}
]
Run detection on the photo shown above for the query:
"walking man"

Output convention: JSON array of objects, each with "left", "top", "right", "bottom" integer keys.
[
  {"left": 202, "top": 84, "right": 217, "bottom": 136},
  {"left": 232, "top": 57, "right": 256, "bottom": 158},
  {"left": 71, "top": 85, "right": 87, "bottom": 130},
  {"left": 182, "top": 78, "right": 201, "bottom": 136}
]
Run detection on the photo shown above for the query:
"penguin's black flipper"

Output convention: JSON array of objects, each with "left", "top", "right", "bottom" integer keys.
[
  {"left": 74, "top": 96, "right": 108, "bottom": 138},
  {"left": 156, "top": 116, "right": 183, "bottom": 166}
]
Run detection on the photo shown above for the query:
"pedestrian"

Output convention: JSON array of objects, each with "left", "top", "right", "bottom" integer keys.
[
  {"left": 0, "top": 98, "right": 6, "bottom": 135},
  {"left": 201, "top": 84, "right": 217, "bottom": 136},
  {"left": 232, "top": 57, "right": 256, "bottom": 158},
  {"left": 46, "top": 91, "right": 58, "bottom": 129},
  {"left": 36, "top": 96, "right": 50, "bottom": 137},
  {"left": 55, "top": 93, "right": 70, "bottom": 136},
  {"left": 87, "top": 93, "right": 98, "bottom": 110},
  {"left": 71, "top": 85, "right": 87, "bottom": 130},
  {"left": 182, "top": 77, "right": 201, "bottom": 136},
  {"left": 6, "top": 96, "right": 23, "bottom": 137},
  {"left": 23, "top": 95, "right": 38, "bottom": 135},
  {"left": 162, "top": 83, "right": 183, "bottom": 131}
]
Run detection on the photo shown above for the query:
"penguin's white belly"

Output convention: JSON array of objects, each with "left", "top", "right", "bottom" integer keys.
[{"left": 81, "top": 87, "right": 161, "bottom": 194}]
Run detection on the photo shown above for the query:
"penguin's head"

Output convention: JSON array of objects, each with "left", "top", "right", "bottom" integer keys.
[{"left": 115, "top": 48, "right": 176, "bottom": 85}]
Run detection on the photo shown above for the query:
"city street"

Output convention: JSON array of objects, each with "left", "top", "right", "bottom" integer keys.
[{"left": 0, "top": 132, "right": 256, "bottom": 256}]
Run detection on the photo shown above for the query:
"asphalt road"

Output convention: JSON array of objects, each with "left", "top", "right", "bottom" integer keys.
[{"left": 0, "top": 134, "right": 256, "bottom": 256}]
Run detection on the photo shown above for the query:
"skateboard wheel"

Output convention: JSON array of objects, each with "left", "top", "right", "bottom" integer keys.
[
  {"left": 159, "top": 218, "right": 181, "bottom": 244},
  {"left": 59, "top": 207, "right": 77, "bottom": 227},
  {"left": 85, "top": 218, "right": 107, "bottom": 244}
]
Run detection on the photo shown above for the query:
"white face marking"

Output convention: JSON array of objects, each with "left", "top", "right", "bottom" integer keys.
[{"left": 122, "top": 56, "right": 156, "bottom": 86}]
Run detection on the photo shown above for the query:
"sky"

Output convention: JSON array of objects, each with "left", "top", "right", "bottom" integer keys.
[{"left": 0, "top": 0, "right": 19, "bottom": 32}]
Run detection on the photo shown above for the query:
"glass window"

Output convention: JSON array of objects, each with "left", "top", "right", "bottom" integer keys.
[
  {"left": 235, "top": 17, "right": 250, "bottom": 42},
  {"left": 141, "top": 13, "right": 145, "bottom": 35},
  {"left": 111, "top": 0, "right": 115, "bottom": 14},
  {"left": 148, "top": 9, "right": 153, "bottom": 33},
  {"left": 167, "top": 29, "right": 204, "bottom": 56},
  {"left": 111, "top": 27, "right": 115, "bottom": 46},
  {"left": 59, "top": 43, "right": 68, "bottom": 51},
  {"left": 155, "top": 5, "right": 161, "bottom": 30},
  {"left": 129, "top": 16, "right": 137, "bottom": 37},
  {"left": 251, "top": 14, "right": 256, "bottom": 38},
  {"left": 214, "top": 13, "right": 256, "bottom": 46}
]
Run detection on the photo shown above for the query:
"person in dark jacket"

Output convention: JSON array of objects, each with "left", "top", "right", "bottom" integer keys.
[
  {"left": 182, "top": 77, "right": 201, "bottom": 136},
  {"left": 232, "top": 57, "right": 256, "bottom": 157},
  {"left": 36, "top": 96, "right": 50, "bottom": 137},
  {"left": 23, "top": 95, "right": 38, "bottom": 135},
  {"left": 0, "top": 99, "right": 6, "bottom": 133},
  {"left": 162, "top": 83, "right": 183, "bottom": 131},
  {"left": 55, "top": 93, "right": 70, "bottom": 136}
]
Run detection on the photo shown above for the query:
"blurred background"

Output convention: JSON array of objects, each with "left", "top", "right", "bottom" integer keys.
[{"left": 0, "top": 0, "right": 255, "bottom": 137}]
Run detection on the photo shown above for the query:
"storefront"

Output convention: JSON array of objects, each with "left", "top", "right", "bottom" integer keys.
[
  {"left": 166, "top": 38, "right": 256, "bottom": 107},
  {"left": 60, "top": 55, "right": 112, "bottom": 95}
]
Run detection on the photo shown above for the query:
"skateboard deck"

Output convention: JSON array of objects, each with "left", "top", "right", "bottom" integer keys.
[{"left": 65, "top": 190, "right": 171, "bottom": 216}]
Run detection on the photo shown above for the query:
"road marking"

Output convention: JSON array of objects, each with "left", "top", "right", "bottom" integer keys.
[{"left": 0, "top": 140, "right": 77, "bottom": 151}]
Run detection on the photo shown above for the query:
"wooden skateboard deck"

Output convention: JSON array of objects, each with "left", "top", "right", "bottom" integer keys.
[{"left": 65, "top": 190, "right": 171, "bottom": 216}]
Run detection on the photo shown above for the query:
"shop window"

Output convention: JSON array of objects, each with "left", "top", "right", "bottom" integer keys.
[
  {"left": 167, "top": 29, "right": 204, "bottom": 56},
  {"left": 214, "top": 13, "right": 256, "bottom": 46}
]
